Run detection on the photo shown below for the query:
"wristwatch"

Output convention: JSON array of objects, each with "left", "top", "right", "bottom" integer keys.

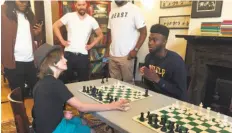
[{"left": 134, "top": 48, "right": 139, "bottom": 52}]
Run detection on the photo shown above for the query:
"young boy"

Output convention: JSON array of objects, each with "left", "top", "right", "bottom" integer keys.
[
  {"left": 140, "top": 24, "right": 188, "bottom": 101},
  {"left": 32, "top": 44, "right": 129, "bottom": 133}
]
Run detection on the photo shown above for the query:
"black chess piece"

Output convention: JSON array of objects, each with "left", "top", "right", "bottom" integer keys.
[
  {"left": 153, "top": 116, "right": 159, "bottom": 129},
  {"left": 139, "top": 112, "right": 145, "bottom": 122},
  {"left": 101, "top": 78, "right": 104, "bottom": 84},
  {"left": 161, "top": 121, "right": 167, "bottom": 132},
  {"left": 114, "top": 97, "right": 118, "bottom": 101},
  {"left": 106, "top": 77, "right": 108, "bottom": 82},
  {"left": 185, "top": 128, "right": 189, "bottom": 133},
  {"left": 146, "top": 111, "right": 150, "bottom": 118},
  {"left": 96, "top": 89, "right": 99, "bottom": 94},
  {"left": 148, "top": 115, "right": 152, "bottom": 125},
  {"left": 175, "top": 124, "right": 179, "bottom": 132},
  {"left": 110, "top": 96, "right": 114, "bottom": 103},
  {"left": 107, "top": 93, "right": 110, "bottom": 100},
  {"left": 86, "top": 87, "right": 90, "bottom": 93},
  {"left": 82, "top": 86, "right": 86, "bottom": 92},
  {"left": 160, "top": 117, "right": 164, "bottom": 125},
  {"left": 167, "top": 121, "right": 171, "bottom": 130},
  {"left": 99, "top": 92, "right": 103, "bottom": 101},
  {"left": 144, "top": 89, "right": 149, "bottom": 97},
  {"left": 179, "top": 128, "right": 182, "bottom": 133},
  {"left": 168, "top": 122, "right": 174, "bottom": 133}
]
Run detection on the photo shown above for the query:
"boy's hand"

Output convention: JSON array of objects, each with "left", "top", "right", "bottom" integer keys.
[
  {"left": 64, "top": 111, "right": 73, "bottom": 120},
  {"left": 112, "top": 99, "right": 130, "bottom": 111}
]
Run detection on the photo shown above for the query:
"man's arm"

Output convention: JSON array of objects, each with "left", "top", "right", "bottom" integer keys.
[
  {"left": 105, "top": 29, "right": 111, "bottom": 57},
  {"left": 53, "top": 20, "right": 69, "bottom": 46},
  {"left": 134, "top": 26, "right": 147, "bottom": 50},
  {"left": 86, "top": 28, "right": 103, "bottom": 50}
]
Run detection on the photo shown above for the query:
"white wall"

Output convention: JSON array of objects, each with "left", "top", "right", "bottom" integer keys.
[
  {"left": 188, "top": 0, "right": 232, "bottom": 34},
  {"left": 134, "top": 0, "right": 191, "bottom": 80},
  {"left": 44, "top": 1, "right": 54, "bottom": 45}
]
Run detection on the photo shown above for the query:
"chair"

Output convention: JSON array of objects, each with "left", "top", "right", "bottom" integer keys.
[{"left": 8, "top": 87, "right": 34, "bottom": 133}]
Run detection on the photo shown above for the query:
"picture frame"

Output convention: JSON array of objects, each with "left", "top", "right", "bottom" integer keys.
[
  {"left": 191, "top": 0, "right": 223, "bottom": 18},
  {"left": 160, "top": 0, "right": 192, "bottom": 9},
  {"left": 159, "top": 15, "right": 190, "bottom": 29}
]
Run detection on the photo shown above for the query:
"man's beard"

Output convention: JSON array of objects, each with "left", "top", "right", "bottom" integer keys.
[
  {"left": 150, "top": 46, "right": 163, "bottom": 55},
  {"left": 78, "top": 10, "right": 86, "bottom": 16}
]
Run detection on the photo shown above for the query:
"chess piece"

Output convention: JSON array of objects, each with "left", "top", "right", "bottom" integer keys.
[
  {"left": 168, "top": 122, "right": 174, "bottom": 133},
  {"left": 114, "top": 97, "right": 118, "bottom": 102},
  {"left": 146, "top": 111, "right": 150, "bottom": 118},
  {"left": 161, "top": 121, "right": 167, "bottom": 132},
  {"left": 96, "top": 89, "right": 99, "bottom": 94},
  {"left": 86, "top": 87, "right": 90, "bottom": 93},
  {"left": 160, "top": 117, "right": 164, "bottom": 125},
  {"left": 148, "top": 115, "right": 152, "bottom": 124},
  {"left": 153, "top": 116, "right": 159, "bottom": 129},
  {"left": 179, "top": 128, "right": 182, "bottom": 133},
  {"left": 139, "top": 112, "right": 145, "bottom": 122},
  {"left": 185, "top": 128, "right": 189, "bottom": 133},
  {"left": 144, "top": 89, "right": 149, "bottom": 97},
  {"left": 101, "top": 78, "right": 104, "bottom": 84},
  {"left": 98, "top": 91, "right": 103, "bottom": 101},
  {"left": 107, "top": 93, "right": 110, "bottom": 100},
  {"left": 82, "top": 86, "right": 86, "bottom": 92},
  {"left": 106, "top": 77, "right": 108, "bottom": 82},
  {"left": 175, "top": 124, "right": 179, "bottom": 132},
  {"left": 109, "top": 96, "right": 114, "bottom": 103}
]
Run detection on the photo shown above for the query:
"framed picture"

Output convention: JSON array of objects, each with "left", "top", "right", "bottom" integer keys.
[
  {"left": 191, "top": 0, "right": 223, "bottom": 18},
  {"left": 159, "top": 15, "right": 190, "bottom": 29},
  {"left": 160, "top": 0, "right": 192, "bottom": 9}
]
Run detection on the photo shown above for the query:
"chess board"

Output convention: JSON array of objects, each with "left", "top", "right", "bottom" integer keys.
[
  {"left": 133, "top": 103, "right": 232, "bottom": 133},
  {"left": 78, "top": 82, "right": 152, "bottom": 104}
]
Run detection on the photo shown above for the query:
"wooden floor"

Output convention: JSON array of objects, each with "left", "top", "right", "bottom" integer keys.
[{"left": 1, "top": 76, "right": 34, "bottom": 122}]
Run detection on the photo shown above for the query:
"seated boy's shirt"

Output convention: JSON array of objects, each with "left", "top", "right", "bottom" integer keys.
[
  {"left": 33, "top": 75, "right": 74, "bottom": 133},
  {"left": 144, "top": 50, "right": 187, "bottom": 101}
]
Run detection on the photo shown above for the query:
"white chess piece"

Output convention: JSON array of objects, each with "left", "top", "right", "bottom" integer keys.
[
  {"left": 223, "top": 115, "right": 228, "bottom": 126},
  {"left": 199, "top": 103, "right": 203, "bottom": 116},
  {"left": 206, "top": 107, "right": 211, "bottom": 120},
  {"left": 216, "top": 112, "right": 221, "bottom": 123},
  {"left": 175, "top": 101, "right": 180, "bottom": 108},
  {"left": 171, "top": 104, "right": 175, "bottom": 110}
]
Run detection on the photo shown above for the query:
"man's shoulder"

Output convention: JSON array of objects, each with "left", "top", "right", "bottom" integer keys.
[{"left": 167, "top": 50, "right": 185, "bottom": 67}]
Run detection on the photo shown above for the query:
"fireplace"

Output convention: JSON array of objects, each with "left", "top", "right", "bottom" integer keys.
[{"left": 176, "top": 35, "right": 232, "bottom": 114}]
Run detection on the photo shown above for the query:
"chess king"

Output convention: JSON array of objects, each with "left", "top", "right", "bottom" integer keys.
[
  {"left": 32, "top": 44, "right": 129, "bottom": 133},
  {"left": 140, "top": 24, "right": 188, "bottom": 101}
]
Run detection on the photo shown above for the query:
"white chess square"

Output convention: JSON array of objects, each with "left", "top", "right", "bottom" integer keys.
[
  {"left": 190, "top": 114, "right": 199, "bottom": 119},
  {"left": 168, "top": 117, "right": 177, "bottom": 122},
  {"left": 200, "top": 131, "right": 209, "bottom": 133},
  {"left": 182, "top": 124, "right": 194, "bottom": 129},
  {"left": 210, "top": 126, "right": 221, "bottom": 132},
  {"left": 179, "top": 114, "right": 188, "bottom": 118},
  {"left": 208, "top": 121, "right": 216, "bottom": 126},
  {"left": 188, "top": 130, "right": 196, "bottom": 133},
  {"left": 181, "top": 118, "right": 190, "bottom": 123},
  {"left": 196, "top": 125, "right": 207, "bottom": 131},
  {"left": 167, "top": 113, "right": 175, "bottom": 117},
  {"left": 193, "top": 120, "right": 203, "bottom": 125}
]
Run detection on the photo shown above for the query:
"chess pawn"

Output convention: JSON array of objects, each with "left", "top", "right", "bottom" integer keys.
[
  {"left": 139, "top": 112, "right": 145, "bottom": 122},
  {"left": 146, "top": 111, "right": 150, "bottom": 118},
  {"left": 82, "top": 86, "right": 86, "bottom": 92}
]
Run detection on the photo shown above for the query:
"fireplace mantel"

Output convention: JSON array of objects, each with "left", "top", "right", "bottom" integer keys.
[{"left": 176, "top": 34, "right": 232, "bottom": 105}]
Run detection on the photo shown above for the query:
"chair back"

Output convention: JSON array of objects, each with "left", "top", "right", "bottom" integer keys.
[{"left": 8, "top": 87, "right": 31, "bottom": 133}]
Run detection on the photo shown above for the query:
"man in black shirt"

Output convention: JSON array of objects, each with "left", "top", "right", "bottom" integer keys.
[
  {"left": 32, "top": 44, "right": 129, "bottom": 133},
  {"left": 140, "top": 24, "right": 187, "bottom": 101}
]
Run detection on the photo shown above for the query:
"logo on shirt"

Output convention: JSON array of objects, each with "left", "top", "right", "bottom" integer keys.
[
  {"left": 150, "top": 65, "right": 166, "bottom": 77},
  {"left": 111, "top": 12, "right": 128, "bottom": 19}
]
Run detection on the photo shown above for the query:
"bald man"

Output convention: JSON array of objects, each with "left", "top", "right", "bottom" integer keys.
[{"left": 53, "top": 1, "right": 103, "bottom": 83}]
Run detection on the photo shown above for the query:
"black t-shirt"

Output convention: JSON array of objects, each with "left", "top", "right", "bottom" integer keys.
[
  {"left": 32, "top": 75, "right": 73, "bottom": 133},
  {"left": 144, "top": 50, "right": 187, "bottom": 101}
]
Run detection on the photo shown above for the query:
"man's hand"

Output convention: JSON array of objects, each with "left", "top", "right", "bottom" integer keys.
[
  {"left": 139, "top": 66, "right": 145, "bottom": 76},
  {"left": 61, "top": 40, "right": 70, "bottom": 47},
  {"left": 143, "top": 67, "right": 160, "bottom": 83},
  {"left": 127, "top": 50, "right": 137, "bottom": 60},
  {"left": 85, "top": 44, "right": 94, "bottom": 51},
  {"left": 33, "top": 23, "right": 43, "bottom": 35}
]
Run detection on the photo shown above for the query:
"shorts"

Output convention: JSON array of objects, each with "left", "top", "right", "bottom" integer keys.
[{"left": 53, "top": 117, "right": 91, "bottom": 133}]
